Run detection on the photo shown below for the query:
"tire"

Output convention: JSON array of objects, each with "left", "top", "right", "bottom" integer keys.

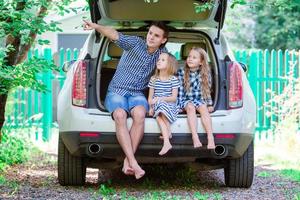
[
  {"left": 58, "top": 136, "right": 86, "bottom": 186},
  {"left": 224, "top": 141, "right": 254, "bottom": 188}
]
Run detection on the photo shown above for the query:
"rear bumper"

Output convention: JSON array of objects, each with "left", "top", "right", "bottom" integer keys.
[{"left": 60, "top": 131, "right": 253, "bottom": 160}]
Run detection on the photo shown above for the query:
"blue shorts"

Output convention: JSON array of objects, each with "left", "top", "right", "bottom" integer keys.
[{"left": 104, "top": 91, "right": 149, "bottom": 115}]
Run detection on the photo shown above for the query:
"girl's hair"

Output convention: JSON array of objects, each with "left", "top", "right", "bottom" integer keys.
[
  {"left": 184, "top": 47, "right": 211, "bottom": 99},
  {"left": 152, "top": 52, "right": 178, "bottom": 79}
]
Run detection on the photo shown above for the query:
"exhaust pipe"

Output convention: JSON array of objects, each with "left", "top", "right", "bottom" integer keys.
[
  {"left": 88, "top": 143, "right": 101, "bottom": 155},
  {"left": 214, "top": 145, "right": 226, "bottom": 156}
]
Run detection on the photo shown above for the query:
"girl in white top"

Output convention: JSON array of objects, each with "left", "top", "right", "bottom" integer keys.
[{"left": 148, "top": 53, "right": 180, "bottom": 155}]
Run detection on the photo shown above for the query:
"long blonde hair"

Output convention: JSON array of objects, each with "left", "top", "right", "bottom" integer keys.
[
  {"left": 152, "top": 52, "right": 178, "bottom": 79},
  {"left": 184, "top": 47, "right": 211, "bottom": 99}
]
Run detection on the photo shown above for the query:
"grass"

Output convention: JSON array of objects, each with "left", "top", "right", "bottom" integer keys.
[
  {"left": 280, "top": 169, "right": 300, "bottom": 183},
  {"left": 0, "top": 124, "right": 38, "bottom": 197},
  {"left": 91, "top": 189, "right": 223, "bottom": 200},
  {"left": 255, "top": 131, "right": 300, "bottom": 199},
  {"left": 0, "top": 174, "right": 20, "bottom": 195},
  {"left": 0, "top": 125, "right": 35, "bottom": 171}
]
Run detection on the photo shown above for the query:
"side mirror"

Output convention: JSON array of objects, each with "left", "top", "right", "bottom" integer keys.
[
  {"left": 238, "top": 62, "right": 247, "bottom": 72},
  {"left": 62, "top": 60, "right": 76, "bottom": 72}
]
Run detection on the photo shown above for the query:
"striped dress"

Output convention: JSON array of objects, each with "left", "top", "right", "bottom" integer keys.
[{"left": 148, "top": 76, "right": 180, "bottom": 123}]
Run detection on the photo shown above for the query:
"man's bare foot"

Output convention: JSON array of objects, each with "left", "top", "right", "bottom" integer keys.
[
  {"left": 122, "top": 159, "right": 134, "bottom": 175},
  {"left": 131, "top": 163, "right": 145, "bottom": 179},
  {"left": 207, "top": 135, "right": 216, "bottom": 149},
  {"left": 159, "top": 134, "right": 172, "bottom": 140},
  {"left": 158, "top": 143, "right": 172, "bottom": 155},
  {"left": 192, "top": 135, "right": 202, "bottom": 148}
]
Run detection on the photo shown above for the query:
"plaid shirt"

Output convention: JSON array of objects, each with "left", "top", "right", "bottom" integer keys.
[
  {"left": 177, "top": 67, "right": 213, "bottom": 108},
  {"left": 108, "top": 33, "right": 167, "bottom": 96}
]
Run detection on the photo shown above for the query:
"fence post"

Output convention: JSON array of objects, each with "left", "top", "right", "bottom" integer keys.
[
  {"left": 270, "top": 50, "right": 277, "bottom": 139},
  {"left": 264, "top": 50, "right": 270, "bottom": 134},
  {"left": 59, "top": 48, "right": 65, "bottom": 89},
  {"left": 42, "top": 48, "right": 53, "bottom": 142},
  {"left": 33, "top": 49, "right": 40, "bottom": 140},
  {"left": 249, "top": 50, "right": 259, "bottom": 137},
  {"left": 257, "top": 50, "right": 264, "bottom": 134},
  {"left": 73, "top": 48, "right": 79, "bottom": 60},
  {"left": 13, "top": 90, "right": 19, "bottom": 127}
]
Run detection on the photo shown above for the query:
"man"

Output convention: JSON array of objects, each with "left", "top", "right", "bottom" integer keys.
[{"left": 83, "top": 20, "right": 169, "bottom": 179}]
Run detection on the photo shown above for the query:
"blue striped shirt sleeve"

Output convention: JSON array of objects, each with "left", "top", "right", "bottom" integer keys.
[{"left": 115, "top": 33, "right": 141, "bottom": 51}]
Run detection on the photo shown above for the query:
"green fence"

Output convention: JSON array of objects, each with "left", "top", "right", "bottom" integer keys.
[
  {"left": 4, "top": 48, "right": 300, "bottom": 141},
  {"left": 5, "top": 48, "right": 78, "bottom": 141},
  {"left": 235, "top": 49, "right": 300, "bottom": 138}
]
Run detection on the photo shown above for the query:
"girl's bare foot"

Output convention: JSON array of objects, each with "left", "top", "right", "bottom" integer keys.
[
  {"left": 131, "top": 163, "right": 145, "bottom": 179},
  {"left": 192, "top": 135, "right": 202, "bottom": 148},
  {"left": 122, "top": 159, "right": 134, "bottom": 175},
  {"left": 158, "top": 143, "right": 172, "bottom": 155},
  {"left": 207, "top": 135, "right": 216, "bottom": 149}
]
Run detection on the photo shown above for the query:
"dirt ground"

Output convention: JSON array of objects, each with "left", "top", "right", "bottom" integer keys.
[{"left": 0, "top": 151, "right": 299, "bottom": 200}]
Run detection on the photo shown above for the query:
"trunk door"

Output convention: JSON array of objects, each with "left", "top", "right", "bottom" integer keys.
[{"left": 89, "top": 0, "right": 227, "bottom": 29}]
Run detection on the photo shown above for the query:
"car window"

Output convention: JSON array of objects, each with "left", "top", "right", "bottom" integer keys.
[{"left": 102, "top": 41, "right": 212, "bottom": 63}]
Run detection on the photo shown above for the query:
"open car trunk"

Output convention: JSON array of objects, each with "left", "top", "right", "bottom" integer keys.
[{"left": 94, "top": 30, "right": 226, "bottom": 113}]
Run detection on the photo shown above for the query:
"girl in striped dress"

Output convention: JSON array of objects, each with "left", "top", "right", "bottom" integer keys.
[
  {"left": 177, "top": 47, "right": 215, "bottom": 149},
  {"left": 148, "top": 53, "right": 180, "bottom": 155}
]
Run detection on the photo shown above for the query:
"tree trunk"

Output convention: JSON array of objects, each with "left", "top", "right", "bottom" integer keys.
[{"left": 0, "top": 93, "right": 8, "bottom": 142}]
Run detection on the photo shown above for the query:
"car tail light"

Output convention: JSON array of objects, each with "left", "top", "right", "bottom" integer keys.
[
  {"left": 228, "top": 62, "right": 243, "bottom": 109},
  {"left": 72, "top": 60, "right": 87, "bottom": 107}
]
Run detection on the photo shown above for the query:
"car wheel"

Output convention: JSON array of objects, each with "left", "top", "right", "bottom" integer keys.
[
  {"left": 58, "top": 136, "right": 86, "bottom": 186},
  {"left": 224, "top": 141, "right": 254, "bottom": 188}
]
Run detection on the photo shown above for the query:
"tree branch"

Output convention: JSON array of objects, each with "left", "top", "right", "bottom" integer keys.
[
  {"left": 5, "top": 1, "right": 26, "bottom": 66},
  {"left": 16, "top": 1, "right": 52, "bottom": 64}
]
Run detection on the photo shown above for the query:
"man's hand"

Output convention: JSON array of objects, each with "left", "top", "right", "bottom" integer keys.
[
  {"left": 82, "top": 20, "right": 119, "bottom": 41},
  {"left": 83, "top": 20, "right": 98, "bottom": 30}
]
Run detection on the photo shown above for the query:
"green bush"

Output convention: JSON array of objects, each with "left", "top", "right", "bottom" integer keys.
[{"left": 0, "top": 126, "right": 33, "bottom": 171}]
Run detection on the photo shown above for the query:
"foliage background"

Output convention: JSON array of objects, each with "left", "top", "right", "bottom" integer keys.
[{"left": 224, "top": 0, "right": 300, "bottom": 50}]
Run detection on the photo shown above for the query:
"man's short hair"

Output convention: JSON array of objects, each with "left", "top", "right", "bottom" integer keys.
[
  {"left": 150, "top": 21, "right": 169, "bottom": 47},
  {"left": 150, "top": 21, "right": 169, "bottom": 38}
]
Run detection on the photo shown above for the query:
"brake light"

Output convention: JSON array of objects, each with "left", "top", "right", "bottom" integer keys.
[
  {"left": 215, "top": 134, "right": 235, "bottom": 139},
  {"left": 72, "top": 60, "right": 87, "bottom": 107},
  {"left": 80, "top": 132, "right": 100, "bottom": 137},
  {"left": 228, "top": 62, "right": 243, "bottom": 109}
]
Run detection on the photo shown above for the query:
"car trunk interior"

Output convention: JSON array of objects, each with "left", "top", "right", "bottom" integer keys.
[{"left": 95, "top": 31, "right": 219, "bottom": 113}]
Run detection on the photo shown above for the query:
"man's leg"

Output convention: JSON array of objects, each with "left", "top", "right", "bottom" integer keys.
[
  {"left": 113, "top": 108, "right": 145, "bottom": 179},
  {"left": 105, "top": 92, "right": 145, "bottom": 179},
  {"left": 130, "top": 105, "right": 146, "bottom": 152},
  {"left": 123, "top": 105, "right": 146, "bottom": 175}
]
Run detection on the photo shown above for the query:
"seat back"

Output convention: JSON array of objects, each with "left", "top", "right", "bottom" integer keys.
[
  {"left": 102, "top": 42, "right": 123, "bottom": 69},
  {"left": 177, "top": 42, "right": 207, "bottom": 69},
  {"left": 100, "top": 43, "right": 123, "bottom": 101},
  {"left": 180, "top": 42, "right": 207, "bottom": 60}
]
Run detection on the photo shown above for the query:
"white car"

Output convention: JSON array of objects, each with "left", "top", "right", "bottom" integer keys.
[{"left": 57, "top": 0, "right": 256, "bottom": 187}]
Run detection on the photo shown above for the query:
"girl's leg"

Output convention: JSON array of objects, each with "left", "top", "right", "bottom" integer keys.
[
  {"left": 161, "top": 114, "right": 172, "bottom": 139},
  {"left": 156, "top": 114, "right": 172, "bottom": 155},
  {"left": 197, "top": 105, "right": 215, "bottom": 149},
  {"left": 185, "top": 103, "right": 202, "bottom": 148}
]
